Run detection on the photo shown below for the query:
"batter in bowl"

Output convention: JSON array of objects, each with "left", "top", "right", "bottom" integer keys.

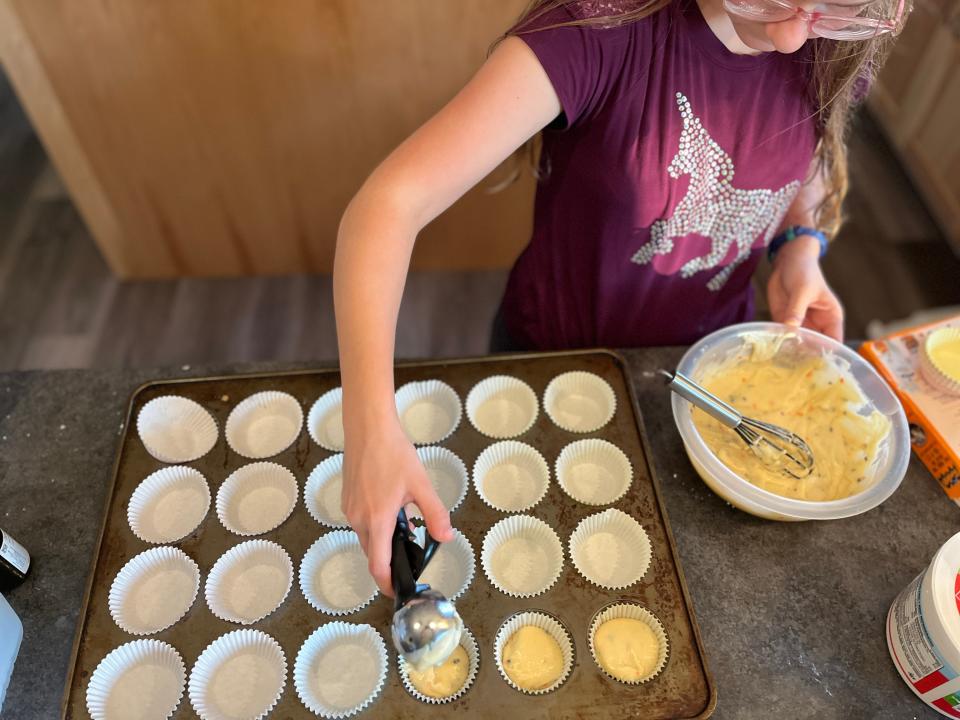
[
  {"left": 692, "top": 337, "right": 891, "bottom": 501},
  {"left": 501, "top": 625, "right": 563, "bottom": 691},
  {"left": 407, "top": 644, "right": 469, "bottom": 698}
]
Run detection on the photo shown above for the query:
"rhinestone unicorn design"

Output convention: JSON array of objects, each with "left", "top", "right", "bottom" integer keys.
[{"left": 631, "top": 93, "right": 801, "bottom": 291}]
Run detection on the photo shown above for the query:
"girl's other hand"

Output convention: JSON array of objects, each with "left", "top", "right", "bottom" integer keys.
[
  {"left": 341, "top": 419, "right": 454, "bottom": 597},
  {"left": 766, "top": 234, "right": 844, "bottom": 342}
]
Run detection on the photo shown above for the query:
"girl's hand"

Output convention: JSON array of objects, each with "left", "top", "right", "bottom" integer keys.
[
  {"left": 766, "top": 234, "right": 844, "bottom": 341},
  {"left": 341, "top": 418, "right": 454, "bottom": 597}
]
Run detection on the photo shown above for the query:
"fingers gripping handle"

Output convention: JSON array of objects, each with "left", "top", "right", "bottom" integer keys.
[{"left": 390, "top": 508, "right": 442, "bottom": 610}]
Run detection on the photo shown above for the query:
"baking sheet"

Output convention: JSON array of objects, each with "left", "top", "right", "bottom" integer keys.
[{"left": 62, "top": 350, "right": 716, "bottom": 719}]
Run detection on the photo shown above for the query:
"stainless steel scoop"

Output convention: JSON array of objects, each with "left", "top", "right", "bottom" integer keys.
[
  {"left": 390, "top": 508, "right": 463, "bottom": 671},
  {"left": 663, "top": 369, "right": 815, "bottom": 479}
]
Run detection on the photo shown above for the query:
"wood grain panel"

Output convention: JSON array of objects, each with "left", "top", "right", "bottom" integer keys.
[
  {"left": 868, "top": 0, "right": 949, "bottom": 145},
  {"left": 869, "top": 1, "right": 960, "bottom": 251},
  {"left": 0, "top": 0, "right": 533, "bottom": 277}
]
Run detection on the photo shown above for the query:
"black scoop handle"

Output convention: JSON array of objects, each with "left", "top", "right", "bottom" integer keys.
[{"left": 390, "top": 507, "right": 441, "bottom": 609}]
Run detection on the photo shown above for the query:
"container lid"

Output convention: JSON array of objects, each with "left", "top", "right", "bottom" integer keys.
[{"left": 929, "top": 531, "right": 960, "bottom": 659}]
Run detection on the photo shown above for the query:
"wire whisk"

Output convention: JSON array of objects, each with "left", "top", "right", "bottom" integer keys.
[{"left": 662, "top": 370, "right": 815, "bottom": 480}]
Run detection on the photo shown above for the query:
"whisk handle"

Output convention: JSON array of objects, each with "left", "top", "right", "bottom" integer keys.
[{"left": 664, "top": 371, "right": 742, "bottom": 429}]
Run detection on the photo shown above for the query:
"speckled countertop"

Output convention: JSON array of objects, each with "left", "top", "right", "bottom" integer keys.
[{"left": 0, "top": 350, "right": 953, "bottom": 719}]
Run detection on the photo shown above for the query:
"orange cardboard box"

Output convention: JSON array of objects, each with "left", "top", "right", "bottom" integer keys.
[{"left": 860, "top": 315, "right": 960, "bottom": 503}]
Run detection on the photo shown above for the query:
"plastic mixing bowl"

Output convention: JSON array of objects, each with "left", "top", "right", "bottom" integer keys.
[{"left": 671, "top": 322, "right": 910, "bottom": 521}]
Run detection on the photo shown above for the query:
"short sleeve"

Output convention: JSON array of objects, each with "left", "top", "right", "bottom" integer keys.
[{"left": 513, "top": 4, "right": 632, "bottom": 130}]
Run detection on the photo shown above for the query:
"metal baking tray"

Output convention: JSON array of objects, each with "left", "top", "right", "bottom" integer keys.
[{"left": 62, "top": 350, "right": 716, "bottom": 719}]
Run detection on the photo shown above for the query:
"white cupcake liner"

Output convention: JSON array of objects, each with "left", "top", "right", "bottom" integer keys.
[
  {"left": 569, "top": 509, "right": 651, "bottom": 590},
  {"left": 413, "top": 527, "right": 475, "bottom": 601},
  {"left": 225, "top": 391, "right": 303, "bottom": 459},
  {"left": 137, "top": 396, "right": 218, "bottom": 464},
  {"left": 305, "top": 454, "right": 349, "bottom": 528},
  {"left": 205, "top": 540, "right": 293, "bottom": 624},
  {"left": 555, "top": 439, "right": 633, "bottom": 506},
  {"left": 921, "top": 327, "right": 960, "bottom": 397},
  {"left": 395, "top": 380, "right": 463, "bottom": 445},
  {"left": 188, "top": 629, "right": 286, "bottom": 720},
  {"left": 481, "top": 515, "right": 563, "bottom": 598},
  {"left": 293, "top": 622, "right": 388, "bottom": 718},
  {"left": 403, "top": 447, "right": 468, "bottom": 519},
  {"left": 299, "top": 531, "right": 378, "bottom": 615},
  {"left": 472, "top": 441, "right": 550, "bottom": 513},
  {"left": 465, "top": 375, "right": 539, "bottom": 439},
  {"left": 108, "top": 547, "right": 200, "bottom": 635},
  {"left": 127, "top": 466, "right": 211, "bottom": 544},
  {"left": 398, "top": 626, "right": 479, "bottom": 704},
  {"left": 307, "top": 387, "right": 345, "bottom": 451},
  {"left": 216, "top": 462, "right": 298, "bottom": 536},
  {"left": 86, "top": 639, "right": 186, "bottom": 720},
  {"left": 543, "top": 371, "right": 617, "bottom": 433},
  {"left": 588, "top": 602, "right": 669, "bottom": 684},
  {"left": 494, "top": 611, "right": 574, "bottom": 695}
]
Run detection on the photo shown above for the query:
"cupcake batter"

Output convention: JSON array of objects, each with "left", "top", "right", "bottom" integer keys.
[
  {"left": 929, "top": 333, "right": 960, "bottom": 380},
  {"left": 502, "top": 625, "right": 563, "bottom": 691},
  {"left": 407, "top": 644, "right": 469, "bottom": 698},
  {"left": 691, "top": 338, "right": 890, "bottom": 501},
  {"left": 594, "top": 618, "right": 660, "bottom": 682}
]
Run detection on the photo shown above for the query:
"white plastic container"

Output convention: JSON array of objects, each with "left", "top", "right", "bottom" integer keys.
[
  {"left": 888, "top": 532, "right": 960, "bottom": 718},
  {"left": 672, "top": 322, "right": 910, "bottom": 521},
  {"left": 0, "top": 594, "right": 22, "bottom": 712}
]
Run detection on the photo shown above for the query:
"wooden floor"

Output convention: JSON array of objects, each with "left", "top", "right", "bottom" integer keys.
[{"left": 0, "top": 68, "right": 956, "bottom": 371}]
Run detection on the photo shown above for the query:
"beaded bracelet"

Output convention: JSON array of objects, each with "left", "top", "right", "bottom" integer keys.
[{"left": 767, "top": 226, "right": 828, "bottom": 263}]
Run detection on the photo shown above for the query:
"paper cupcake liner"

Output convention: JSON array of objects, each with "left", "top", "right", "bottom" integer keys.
[
  {"left": 472, "top": 441, "right": 550, "bottom": 513},
  {"left": 305, "top": 454, "right": 349, "bottom": 528},
  {"left": 293, "top": 622, "right": 388, "bottom": 718},
  {"left": 86, "top": 639, "right": 186, "bottom": 720},
  {"left": 188, "top": 629, "right": 286, "bottom": 720},
  {"left": 395, "top": 380, "right": 463, "bottom": 445},
  {"left": 494, "top": 611, "right": 574, "bottom": 695},
  {"left": 225, "top": 391, "right": 303, "bottom": 459},
  {"left": 299, "top": 531, "right": 378, "bottom": 615},
  {"left": 588, "top": 602, "right": 669, "bottom": 684},
  {"left": 543, "top": 371, "right": 617, "bottom": 433},
  {"left": 404, "top": 446, "right": 468, "bottom": 518},
  {"left": 413, "top": 527, "right": 475, "bottom": 601},
  {"left": 137, "top": 396, "right": 218, "bottom": 464},
  {"left": 308, "top": 387, "right": 345, "bottom": 451},
  {"left": 216, "top": 462, "right": 298, "bottom": 536},
  {"left": 569, "top": 509, "right": 651, "bottom": 590},
  {"left": 398, "top": 626, "right": 479, "bottom": 704},
  {"left": 127, "top": 466, "right": 211, "bottom": 544},
  {"left": 465, "top": 375, "right": 539, "bottom": 439},
  {"left": 205, "top": 540, "right": 293, "bottom": 624},
  {"left": 108, "top": 547, "right": 200, "bottom": 635},
  {"left": 920, "top": 327, "right": 960, "bottom": 397},
  {"left": 481, "top": 515, "right": 563, "bottom": 598},
  {"left": 555, "top": 439, "right": 633, "bottom": 506}
]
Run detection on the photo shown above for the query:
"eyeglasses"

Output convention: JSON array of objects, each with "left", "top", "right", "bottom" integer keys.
[{"left": 723, "top": 0, "right": 907, "bottom": 40}]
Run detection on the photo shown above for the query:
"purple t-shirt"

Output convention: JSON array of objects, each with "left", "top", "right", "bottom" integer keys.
[{"left": 500, "top": 0, "right": 819, "bottom": 348}]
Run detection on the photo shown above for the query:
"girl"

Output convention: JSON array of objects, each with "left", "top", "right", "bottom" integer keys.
[{"left": 333, "top": 0, "right": 908, "bottom": 595}]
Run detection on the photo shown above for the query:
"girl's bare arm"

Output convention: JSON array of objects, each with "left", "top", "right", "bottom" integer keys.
[{"left": 334, "top": 37, "right": 561, "bottom": 594}]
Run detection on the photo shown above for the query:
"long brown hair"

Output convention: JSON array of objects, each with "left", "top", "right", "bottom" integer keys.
[{"left": 499, "top": 0, "right": 906, "bottom": 238}]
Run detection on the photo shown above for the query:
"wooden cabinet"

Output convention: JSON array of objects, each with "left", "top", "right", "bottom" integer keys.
[
  {"left": 0, "top": 0, "right": 533, "bottom": 277},
  {"left": 870, "top": 0, "right": 960, "bottom": 248}
]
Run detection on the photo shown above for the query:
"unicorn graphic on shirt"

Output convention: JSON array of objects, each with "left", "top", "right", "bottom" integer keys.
[{"left": 631, "top": 92, "right": 800, "bottom": 291}]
